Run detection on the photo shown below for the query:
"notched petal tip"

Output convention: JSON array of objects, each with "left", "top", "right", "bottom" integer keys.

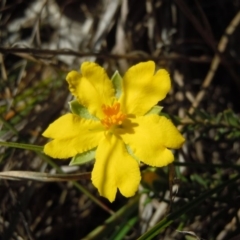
[
  {"left": 91, "top": 173, "right": 117, "bottom": 202},
  {"left": 120, "top": 115, "right": 184, "bottom": 168},
  {"left": 158, "top": 116, "right": 185, "bottom": 149},
  {"left": 177, "top": 134, "right": 185, "bottom": 147},
  {"left": 154, "top": 68, "right": 171, "bottom": 97},
  {"left": 92, "top": 135, "right": 142, "bottom": 202},
  {"left": 66, "top": 71, "right": 82, "bottom": 98},
  {"left": 120, "top": 61, "right": 172, "bottom": 116},
  {"left": 69, "top": 61, "right": 116, "bottom": 118},
  {"left": 117, "top": 167, "right": 141, "bottom": 198},
  {"left": 141, "top": 146, "right": 175, "bottom": 167}
]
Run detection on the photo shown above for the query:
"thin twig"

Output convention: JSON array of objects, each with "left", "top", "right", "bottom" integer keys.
[
  {"left": 189, "top": 11, "right": 240, "bottom": 113},
  {"left": 174, "top": 0, "right": 240, "bottom": 92},
  {"left": 0, "top": 47, "right": 213, "bottom": 63}
]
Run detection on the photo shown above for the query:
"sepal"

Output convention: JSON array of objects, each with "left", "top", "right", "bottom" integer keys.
[
  {"left": 145, "top": 105, "right": 163, "bottom": 115},
  {"left": 69, "top": 148, "right": 96, "bottom": 166},
  {"left": 111, "top": 70, "right": 123, "bottom": 99},
  {"left": 69, "top": 100, "right": 98, "bottom": 120}
]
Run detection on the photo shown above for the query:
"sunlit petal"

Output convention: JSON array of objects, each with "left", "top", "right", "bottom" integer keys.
[
  {"left": 43, "top": 113, "right": 103, "bottom": 158},
  {"left": 92, "top": 134, "right": 141, "bottom": 202},
  {"left": 120, "top": 114, "right": 185, "bottom": 167},
  {"left": 66, "top": 62, "right": 116, "bottom": 118},
  {"left": 119, "top": 61, "right": 171, "bottom": 116}
]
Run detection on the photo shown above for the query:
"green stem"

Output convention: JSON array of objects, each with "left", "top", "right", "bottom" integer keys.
[
  {"left": 84, "top": 195, "right": 139, "bottom": 239},
  {"left": 0, "top": 141, "right": 43, "bottom": 152}
]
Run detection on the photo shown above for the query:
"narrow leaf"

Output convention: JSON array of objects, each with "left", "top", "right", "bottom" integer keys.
[
  {"left": 145, "top": 105, "right": 163, "bottom": 115},
  {"left": 111, "top": 70, "right": 123, "bottom": 99},
  {"left": 84, "top": 196, "right": 139, "bottom": 239},
  {"left": 69, "top": 100, "right": 98, "bottom": 120},
  {"left": 0, "top": 141, "right": 43, "bottom": 152},
  {"left": 70, "top": 148, "right": 96, "bottom": 166}
]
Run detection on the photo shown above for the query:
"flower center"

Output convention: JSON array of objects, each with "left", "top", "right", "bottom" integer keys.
[{"left": 101, "top": 102, "right": 126, "bottom": 129}]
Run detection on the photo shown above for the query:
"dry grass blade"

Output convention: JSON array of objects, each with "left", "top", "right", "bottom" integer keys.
[{"left": 0, "top": 171, "right": 90, "bottom": 182}]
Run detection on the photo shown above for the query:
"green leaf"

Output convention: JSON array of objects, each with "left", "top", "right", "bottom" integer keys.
[
  {"left": 227, "top": 130, "right": 240, "bottom": 140},
  {"left": 190, "top": 173, "right": 208, "bottom": 189},
  {"left": 159, "top": 112, "right": 171, "bottom": 119},
  {"left": 83, "top": 196, "right": 139, "bottom": 239},
  {"left": 69, "top": 148, "right": 96, "bottom": 166},
  {"left": 111, "top": 70, "right": 122, "bottom": 99},
  {"left": 196, "top": 109, "right": 209, "bottom": 119},
  {"left": 108, "top": 216, "right": 138, "bottom": 240},
  {"left": 215, "top": 112, "right": 223, "bottom": 124},
  {"left": 69, "top": 100, "right": 98, "bottom": 120},
  {"left": 145, "top": 105, "right": 163, "bottom": 115},
  {"left": 223, "top": 109, "right": 240, "bottom": 127},
  {"left": 0, "top": 130, "right": 8, "bottom": 138}
]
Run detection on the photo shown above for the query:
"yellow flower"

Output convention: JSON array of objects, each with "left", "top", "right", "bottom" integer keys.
[{"left": 42, "top": 61, "right": 185, "bottom": 202}]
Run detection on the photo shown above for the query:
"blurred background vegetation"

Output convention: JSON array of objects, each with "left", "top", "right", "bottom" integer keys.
[{"left": 0, "top": 0, "right": 240, "bottom": 239}]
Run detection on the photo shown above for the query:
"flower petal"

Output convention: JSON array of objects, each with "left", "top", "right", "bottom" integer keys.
[
  {"left": 92, "top": 134, "right": 141, "bottom": 202},
  {"left": 66, "top": 62, "right": 116, "bottom": 119},
  {"left": 119, "top": 61, "right": 171, "bottom": 116},
  {"left": 43, "top": 113, "right": 103, "bottom": 159},
  {"left": 119, "top": 114, "right": 185, "bottom": 167}
]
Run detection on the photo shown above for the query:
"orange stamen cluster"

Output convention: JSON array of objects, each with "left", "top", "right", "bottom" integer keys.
[{"left": 101, "top": 102, "right": 126, "bottom": 129}]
